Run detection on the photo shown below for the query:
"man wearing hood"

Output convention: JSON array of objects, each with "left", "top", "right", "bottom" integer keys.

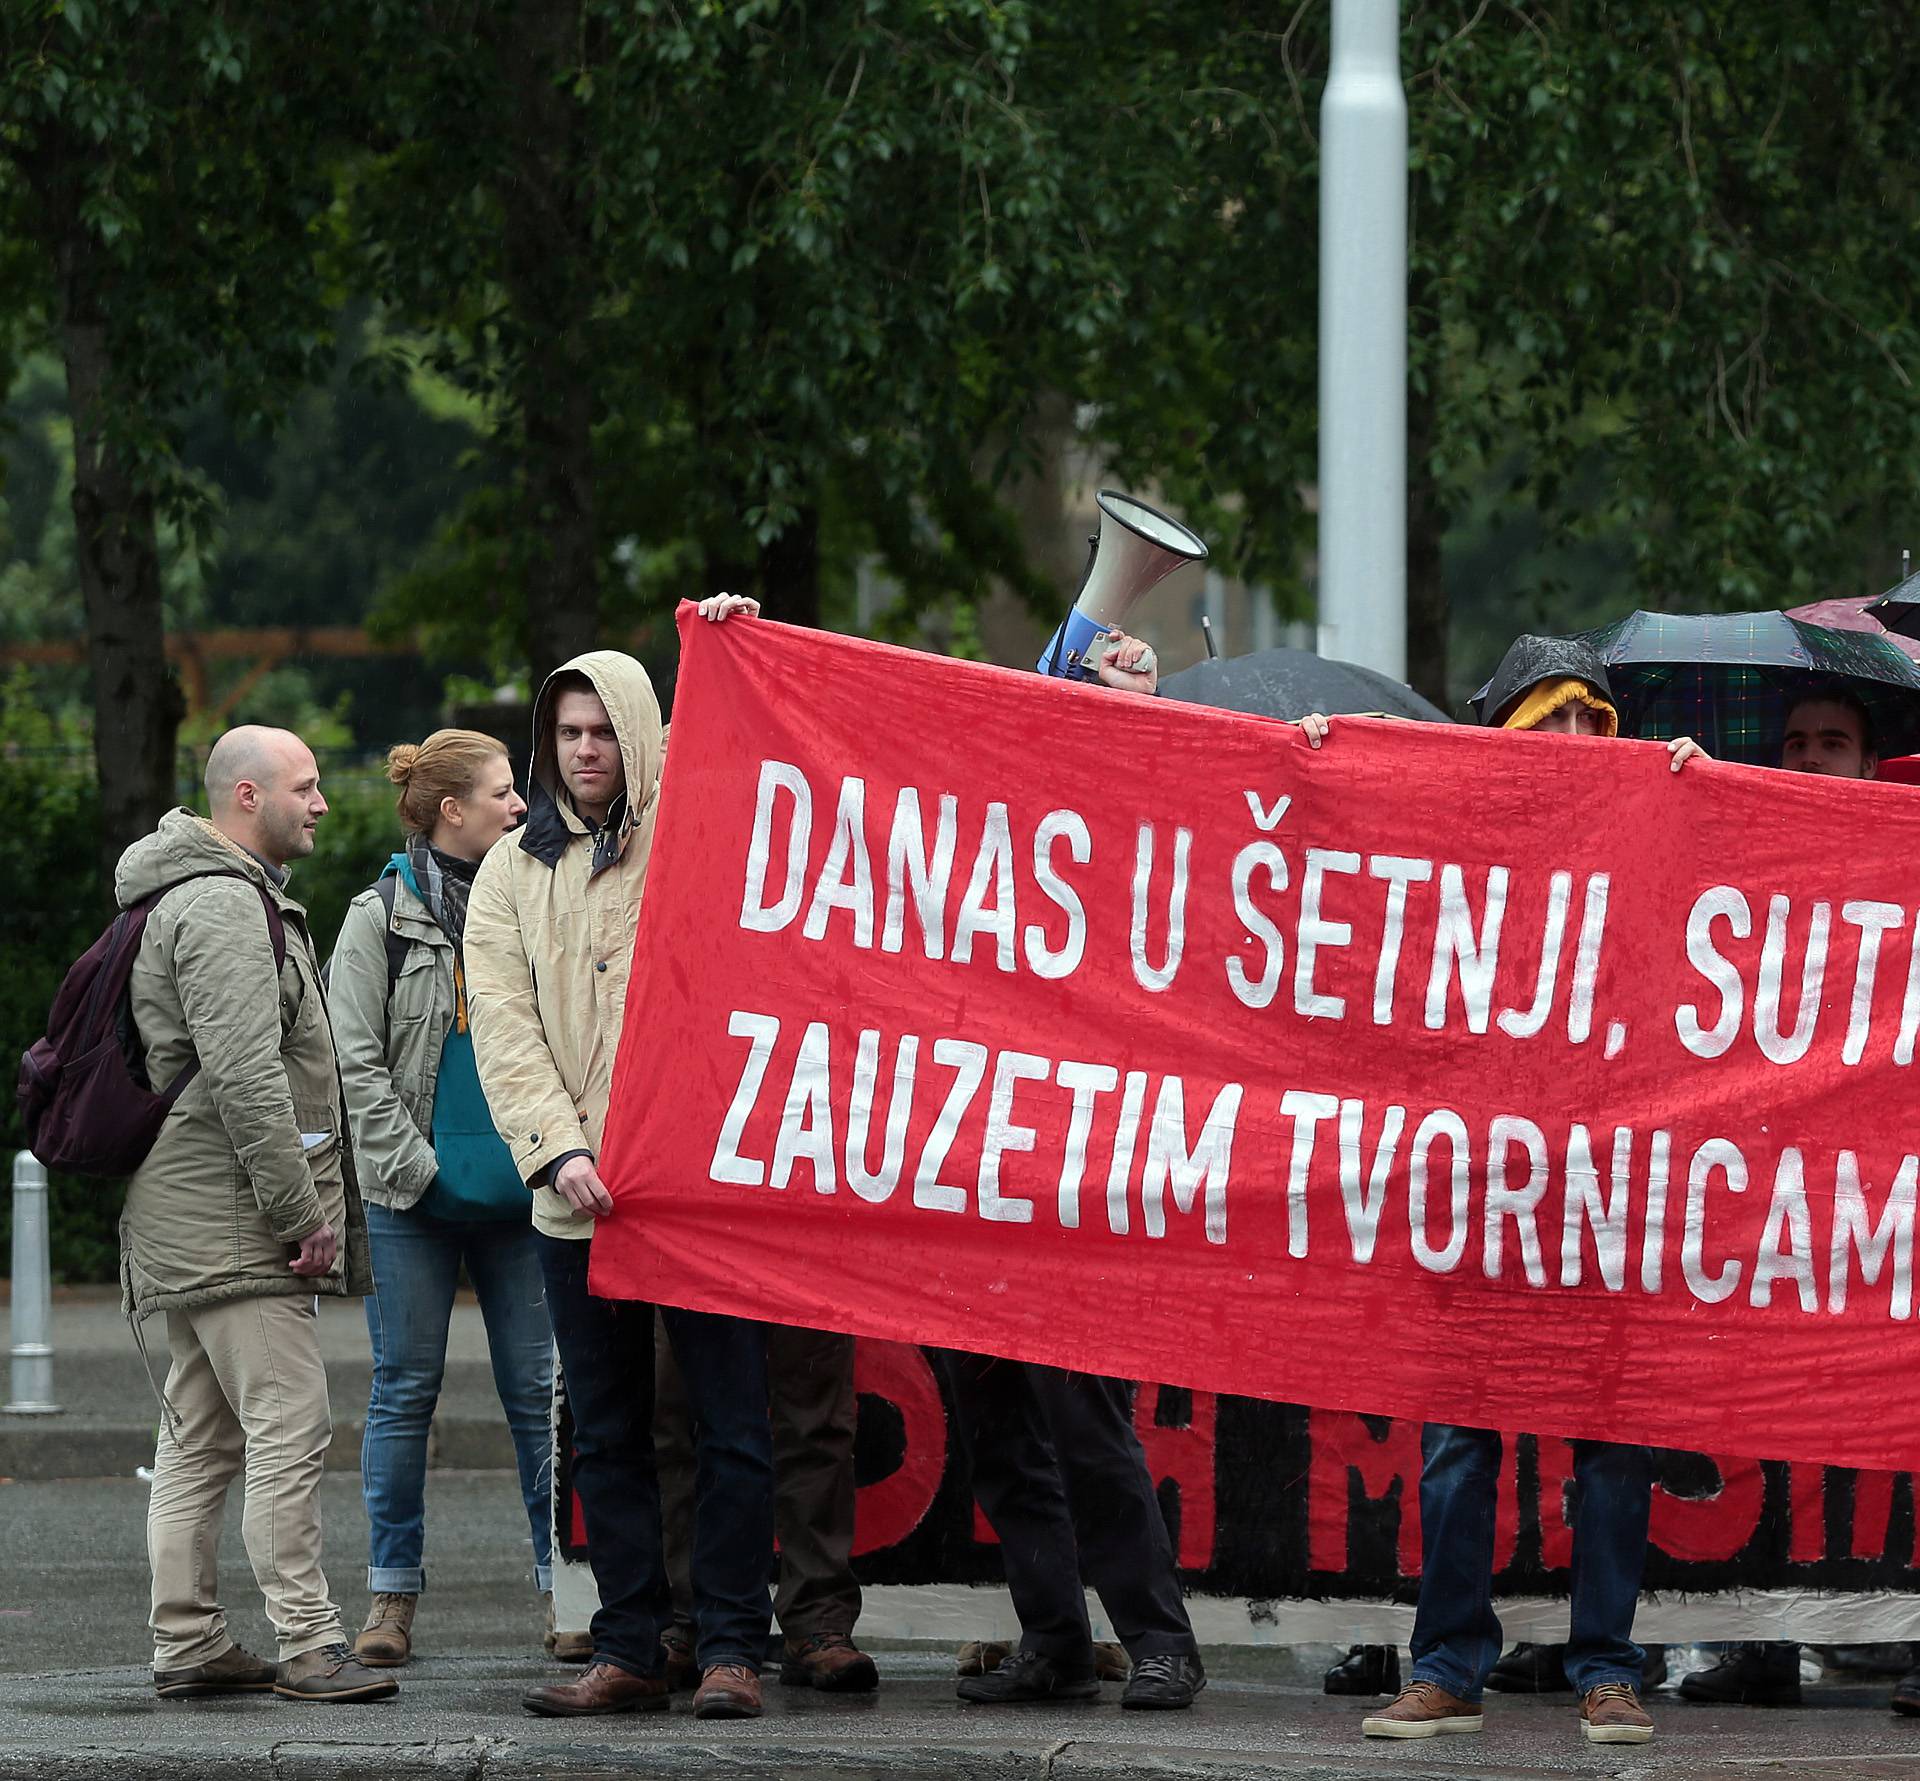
[
  {"left": 1331, "top": 637, "right": 1701, "bottom": 1749},
  {"left": 121, "top": 726, "right": 391, "bottom": 1705},
  {"left": 464, "top": 606, "right": 776, "bottom": 1721}
]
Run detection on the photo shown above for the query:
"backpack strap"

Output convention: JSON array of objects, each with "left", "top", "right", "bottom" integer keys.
[
  {"left": 152, "top": 873, "right": 286, "bottom": 1108},
  {"left": 374, "top": 874, "right": 410, "bottom": 996},
  {"left": 146, "top": 872, "right": 285, "bottom": 973}
]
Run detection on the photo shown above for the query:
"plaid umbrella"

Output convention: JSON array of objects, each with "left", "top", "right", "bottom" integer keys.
[{"left": 1571, "top": 610, "right": 1920, "bottom": 765}]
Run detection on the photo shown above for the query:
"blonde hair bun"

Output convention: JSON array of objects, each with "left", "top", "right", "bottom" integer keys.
[{"left": 390, "top": 729, "right": 514, "bottom": 836}]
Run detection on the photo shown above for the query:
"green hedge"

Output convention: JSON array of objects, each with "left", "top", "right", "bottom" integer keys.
[
  {"left": 0, "top": 696, "right": 409, "bottom": 1284},
  {"left": 0, "top": 691, "right": 116, "bottom": 1283}
]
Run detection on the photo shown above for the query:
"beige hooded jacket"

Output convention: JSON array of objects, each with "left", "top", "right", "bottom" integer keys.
[
  {"left": 464, "top": 650, "right": 663, "bottom": 1240},
  {"left": 116, "top": 809, "right": 370, "bottom": 1318}
]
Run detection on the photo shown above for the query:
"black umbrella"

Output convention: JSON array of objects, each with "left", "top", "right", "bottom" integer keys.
[
  {"left": 1570, "top": 609, "right": 1920, "bottom": 765},
  {"left": 1159, "top": 649, "right": 1450, "bottom": 724},
  {"left": 1468, "top": 634, "right": 1617, "bottom": 727},
  {"left": 1866, "top": 569, "right": 1920, "bottom": 642}
]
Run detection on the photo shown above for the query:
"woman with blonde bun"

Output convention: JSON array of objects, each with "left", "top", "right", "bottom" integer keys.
[{"left": 324, "top": 730, "right": 552, "bottom": 1668}]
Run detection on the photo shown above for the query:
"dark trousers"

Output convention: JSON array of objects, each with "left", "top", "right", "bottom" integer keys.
[
  {"left": 535, "top": 1234, "right": 774, "bottom": 1675},
  {"left": 658, "top": 1321, "right": 861, "bottom": 1642},
  {"left": 1410, "top": 1423, "right": 1651, "bottom": 1700},
  {"left": 938, "top": 1352, "right": 1196, "bottom": 1664}
]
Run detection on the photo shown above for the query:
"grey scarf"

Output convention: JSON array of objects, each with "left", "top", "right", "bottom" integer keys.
[{"left": 407, "top": 834, "right": 479, "bottom": 948}]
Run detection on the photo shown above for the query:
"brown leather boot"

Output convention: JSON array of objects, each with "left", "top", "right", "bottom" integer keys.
[
  {"left": 1361, "top": 1681, "right": 1484, "bottom": 1739},
  {"left": 541, "top": 1593, "right": 593, "bottom": 1665},
  {"left": 353, "top": 1593, "right": 416, "bottom": 1667},
  {"left": 273, "top": 1644, "right": 400, "bottom": 1702},
  {"left": 522, "top": 1661, "right": 670, "bottom": 1717},
  {"left": 154, "top": 1644, "right": 276, "bottom": 1699},
  {"left": 957, "top": 1639, "right": 1012, "bottom": 1676},
  {"left": 694, "top": 1662, "right": 763, "bottom": 1719},
  {"left": 780, "top": 1632, "right": 879, "bottom": 1692},
  {"left": 1581, "top": 1682, "right": 1654, "bottom": 1744}
]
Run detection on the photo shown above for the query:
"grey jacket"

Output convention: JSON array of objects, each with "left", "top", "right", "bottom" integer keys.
[
  {"left": 117, "top": 809, "right": 371, "bottom": 1319},
  {"left": 326, "top": 872, "right": 456, "bottom": 1211}
]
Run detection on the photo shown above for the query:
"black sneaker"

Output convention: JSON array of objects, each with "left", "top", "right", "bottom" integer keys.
[
  {"left": 1486, "top": 1642, "right": 1572, "bottom": 1693},
  {"left": 956, "top": 1647, "right": 1099, "bottom": 1705},
  {"left": 1323, "top": 1644, "right": 1400, "bottom": 1697},
  {"left": 1678, "top": 1643, "right": 1801, "bottom": 1707},
  {"left": 1121, "top": 1651, "right": 1206, "bottom": 1710}
]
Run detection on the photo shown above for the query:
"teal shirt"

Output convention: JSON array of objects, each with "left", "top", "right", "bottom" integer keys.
[{"left": 391, "top": 858, "right": 526, "bottom": 1224}]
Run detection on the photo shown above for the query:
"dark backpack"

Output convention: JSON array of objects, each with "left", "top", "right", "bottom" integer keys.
[
  {"left": 320, "top": 874, "right": 412, "bottom": 1002},
  {"left": 16, "top": 872, "right": 287, "bottom": 1178}
]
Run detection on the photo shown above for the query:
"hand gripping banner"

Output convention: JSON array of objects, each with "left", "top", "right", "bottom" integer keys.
[{"left": 595, "top": 607, "right": 1920, "bottom": 1474}]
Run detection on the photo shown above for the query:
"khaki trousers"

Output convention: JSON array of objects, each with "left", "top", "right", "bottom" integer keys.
[
  {"left": 147, "top": 1294, "right": 344, "bottom": 1667},
  {"left": 656, "top": 1320, "right": 860, "bottom": 1641}
]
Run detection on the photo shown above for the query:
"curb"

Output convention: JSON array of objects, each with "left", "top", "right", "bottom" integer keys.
[{"left": 0, "top": 1738, "right": 1452, "bottom": 1781}]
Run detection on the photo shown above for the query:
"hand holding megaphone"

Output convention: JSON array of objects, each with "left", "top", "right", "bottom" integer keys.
[
  {"left": 1037, "top": 490, "right": 1208, "bottom": 682},
  {"left": 1095, "top": 628, "right": 1159, "bottom": 693}
]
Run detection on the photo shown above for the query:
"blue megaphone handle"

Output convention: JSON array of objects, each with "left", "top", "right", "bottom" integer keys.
[{"left": 1036, "top": 608, "right": 1111, "bottom": 681}]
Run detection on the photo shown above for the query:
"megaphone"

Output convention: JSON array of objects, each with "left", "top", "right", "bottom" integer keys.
[{"left": 1037, "top": 490, "right": 1209, "bottom": 680}]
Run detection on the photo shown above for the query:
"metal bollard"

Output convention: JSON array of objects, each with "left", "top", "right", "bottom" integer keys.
[{"left": 5, "top": 1151, "right": 62, "bottom": 1415}]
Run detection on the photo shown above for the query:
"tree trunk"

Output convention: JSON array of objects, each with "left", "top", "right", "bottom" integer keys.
[
  {"left": 756, "top": 506, "right": 822, "bottom": 628},
  {"left": 38, "top": 143, "right": 182, "bottom": 895},
  {"left": 1405, "top": 385, "right": 1450, "bottom": 712},
  {"left": 493, "top": 0, "right": 599, "bottom": 685}
]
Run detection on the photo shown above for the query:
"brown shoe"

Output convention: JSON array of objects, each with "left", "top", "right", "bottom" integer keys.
[
  {"left": 353, "top": 1592, "right": 416, "bottom": 1668},
  {"left": 661, "top": 1623, "right": 699, "bottom": 1690},
  {"left": 1361, "top": 1680, "right": 1483, "bottom": 1739},
  {"left": 780, "top": 1632, "right": 879, "bottom": 1693},
  {"left": 1581, "top": 1682, "right": 1654, "bottom": 1744},
  {"left": 273, "top": 1643, "right": 400, "bottom": 1702},
  {"left": 522, "top": 1661, "right": 670, "bottom": 1717},
  {"left": 1093, "top": 1641, "right": 1130, "bottom": 1683},
  {"left": 154, "top": 1644, "right": 275, "bottom": 1699},
  {"left": 694, "top": 1662, "right": 763, "bottom": 1720}
]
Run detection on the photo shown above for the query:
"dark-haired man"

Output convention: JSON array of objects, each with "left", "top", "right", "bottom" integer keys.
[
  {"left": 466, "top": 599, "right": 778, "bottom": 1723},
  {"left": 1681, "top": 681, "right": 1887, "bottom": 1713},
  {"left": 1780, "top": 688, "right": 1879, "bottom": 781}
]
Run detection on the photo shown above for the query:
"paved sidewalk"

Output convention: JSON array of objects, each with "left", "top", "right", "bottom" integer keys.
[
  {"left": 5, "top": 1474, "right": 1920, "bottom": 1779},
  {"left": 8, "top": 1301, "right": 1920, "bottom": 1777},
  {"left": 0, "top": 1286, "right": 516, "bottom": 1479}
]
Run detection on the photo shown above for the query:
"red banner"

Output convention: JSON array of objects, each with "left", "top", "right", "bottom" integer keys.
[{"left": 596, "top": 608, "right": 1920, "bottom": 1472}]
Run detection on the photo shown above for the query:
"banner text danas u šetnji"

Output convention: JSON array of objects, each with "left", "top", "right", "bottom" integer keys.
[{"left": 595, "top": 608, "right": 1920, "bottom": 1472}]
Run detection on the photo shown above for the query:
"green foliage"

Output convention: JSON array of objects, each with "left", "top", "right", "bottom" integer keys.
[
  {"left": 1079, "top": 1, "right": 1920, "bottom": 675},
  {"left": 0, "top": 675, "right": 115, "bottom": 1282},
  {"left": 0, "top": 0, "right": 357, "bottom": 531},
  {"left": 351, "top": 0, "right": 1128, "bottom": 652}
]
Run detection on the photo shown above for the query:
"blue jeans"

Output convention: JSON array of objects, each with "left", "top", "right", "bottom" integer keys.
[
  {"left": 535, "top": 1233, "right": 773, "bottom": 1677},
  {"left": 362, "top": 1202, "right": 554, "bottom": 1593},
  {"left": 1410, "top": 1423, "right": 1651, "bottom": 1700}
]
